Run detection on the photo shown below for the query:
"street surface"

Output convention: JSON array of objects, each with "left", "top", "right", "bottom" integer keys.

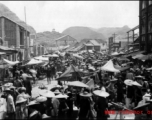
[{"left": 32, "top": 78, "right": 135, "bottom": 119}]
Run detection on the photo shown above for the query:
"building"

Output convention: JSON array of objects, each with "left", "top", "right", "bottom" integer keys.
[
  {"left": 0, "top": 15, "right": 31, "bottom": 61},
  {"left": 108, "top": 37, "right": 121, "bottom": 53},
  {"left": 55, "top": 35, "right": 77, "bottom": 47},
  {"left": 139, "top": 1, "right": 152, "bottom": 53},
  {"left": 71, "top": 39, "right": 107, "bottom": 52}
]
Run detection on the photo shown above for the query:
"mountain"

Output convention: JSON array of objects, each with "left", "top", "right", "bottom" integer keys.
[
  {"left": 0, "top": 3, "right": 36, "bottom": 34},
  {"left": 62, "top": 26, "right": 106, "bottom": 41},
  {"left": 92, "top": 25, "right": 131, "bottom": 40},
  {"left": 36, "top": 30, "right": 64, "bottom": 47}
]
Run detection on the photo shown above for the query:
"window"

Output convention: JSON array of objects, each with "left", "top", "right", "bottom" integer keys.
[
  {"left": 149, "top": 0, "right": 152, "bottom": 5},
  {"left": 142, "top": 1, "right": 146, "bottom": 9},
  {"left": 148, "top": 16, "right": 152, "bottom": 33},
  {"left": 141, "top": 19, "right": 146, "bottom": 34}
]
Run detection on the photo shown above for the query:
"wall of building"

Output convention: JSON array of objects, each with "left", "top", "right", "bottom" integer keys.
[{"left": 140, "top": 1, "right": 152, "bottom": 53}]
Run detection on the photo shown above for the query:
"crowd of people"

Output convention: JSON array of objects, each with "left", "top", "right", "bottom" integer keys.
[{"left": 0, "top": 51, "right": 152, "bottom": 120}]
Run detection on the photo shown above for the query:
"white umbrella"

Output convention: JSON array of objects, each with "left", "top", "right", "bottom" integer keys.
[
  {"left": 34, "top": 56, "right": 49, "bottom": 61},
  {"left": 101, "top": 60, "right": 120, "bottom": 73},
  {"left": 39, "top": 90, "right": 55, "bottom": 98},
  {"left": 111, "top": 52, "right": 119, "bottom": 56},
  {"left": 43, "top": 54, "right": 59, "bottom": 57},
  {"left": 3, "top": 59, "right": 19, "bottom": 65},
  {"left": 73, "top": 54, "right": 83, "bottom": 60},
  {"left": 93, "top": 90, "right": 109, "bottom": 98},
  {"left": 146, "top": 67, "right": 152, "bottom": 71},
  {"left": 67, "top": 81, "right": 89, "bottom": 88},
  {"left": 54, "top": 94, "right": 69, "bottom": 98},
  {"left": 124, "top": 79, "right": 133, "bottom": 86},
  {"left": 26, "top": 59, "right": 44, "bottom": 65},
  {"left": 29, "top": 69, "right": 37, "bottom": 74},
  {"left": 132, "top": 81, "right": 142, "bottom": 87}
]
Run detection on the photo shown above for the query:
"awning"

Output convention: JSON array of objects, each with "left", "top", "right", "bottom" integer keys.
[
  {"left": 26, "top": 59, "right": 44, "bottom": 65},
  {"left": 34, "top": 56, "right": 49, "bottom": 61},
  {"left": 132, "top": 54, "right": 145, "bottom": 59},
  {"left": 0, "top": 46, "right": 18, "bottom": 53},
  {"left": 125, "top": 51, "right": 145, "bottom": 57},
  {"left": 101, "top": 60, "right": 120, "bottom": 73},
  {"left": 3, "top": 59, "right": 19, "bottom": 65},
  {"left": 43, "top": 54, "right": 59, "bottom": 57}
]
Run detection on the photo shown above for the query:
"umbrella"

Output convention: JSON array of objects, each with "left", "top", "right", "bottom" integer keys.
[
  {"left": 67, "top": 81, "right": 89, "bottom": 88},
  {"left": 56, "top": 65, "right": 83, "bottom": 81},
  {"left": 30, "top": 69, "right": 37, "bottom": 74},
  {"left": 124, "top": 79, "right": 133, "bottom": 86},
  {"left": 34, "top": 56, "right": 49, "bottom": 61},
  {"left": 3, "top": 59, "right": 19, "bottom": 66},
  {"left": 93, "top": 90, "right": 109, "bottom": 98},
  {"left": 39, "top": 90, "right": 55, "bottom": 98},
  {"left": 43, "top": 54, "right": 59, "bottom": 58},
  {"left": 50, "top": 85, "right": 62, "bottom": 91},
  {"left": 26, "top": 59, "right": 44, "bottom": 65},
  {"left": 101, "top": 60, "right": 120, "bottom": 73},
  {"left": 54, "top": 94, "right": 69, "bottom": 98},
  {"left": 132, "top": 81, "right": 142, "bottom": 87}
]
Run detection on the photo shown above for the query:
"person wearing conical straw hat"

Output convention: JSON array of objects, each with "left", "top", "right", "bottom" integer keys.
[
  {"left": 124, "top": 79, "right": 134, "bottom": 109},
  {"left": 78, "top": 89, "right": 92, "bottom": 120},
  {"left": 51, "top": 90, "right": 60, "bottom": 119},
  {"left": 115, "top": 76, "right": 125, "bottom": 103},
  {"left": 4, "top": 88, "right": 16, "bottom": 120},
  {"left": 26, "top": 101, "right": 41, "bottom": 119},
  {"left": 15, "top": 97, "right": 28, "bottom": 119},
  {"left": 57, "top": 94, "right": 69, "bottom": 120},
  {"left": 93, "top": 90, "right": 109, "bottom": 120},
  {"left": 36, "top": 96, "right": 47, "bottom": 115},
  {"left": 42, "top": 114, "right": 51, "bottom": 120}
]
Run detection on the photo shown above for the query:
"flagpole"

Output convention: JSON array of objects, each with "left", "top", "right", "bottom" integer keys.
[{"left": 24, "top": 6, "right": 28, "bottom": 61}]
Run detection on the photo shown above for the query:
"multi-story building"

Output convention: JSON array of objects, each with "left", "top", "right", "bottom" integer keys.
[
  {"left": 0, "top": 15, "right": 31, "bottom": 61},
  {"left": 139, "top": 1, "right": 152, "bottom": 53}
]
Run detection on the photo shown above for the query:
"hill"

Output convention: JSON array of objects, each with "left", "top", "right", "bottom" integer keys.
[
  {"left": 0, "top": 3, "right": 36, "bottom": 34},
  {"left": 62, "top": 26, "right": 106, "bottom": 41},
  {"left": 92, "top": 25, "right": 131, "bottom": 39},
  {"left": 36, "top": 30, "right": 64, "bottom": 47}
]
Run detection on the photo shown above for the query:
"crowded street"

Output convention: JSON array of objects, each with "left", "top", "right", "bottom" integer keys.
[{"left": 0, "top": 1, "right": 152, "bottom": 120}]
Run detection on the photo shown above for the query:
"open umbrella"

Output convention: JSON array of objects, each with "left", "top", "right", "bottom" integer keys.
[
  {"left": 67, "top": 81, "right": 89, "bottom": 88},
  {"left": 39, "top": 90, "right": 55, "bottom": 98},
  {"left": 56, "top": 65, "right": 83, "bottom": 81},
  {"left": 43, "top": 54, "right": 59, "bottom": 58},
  {"left": 93, "top": 90, "right": 109, "bottom": 98}
]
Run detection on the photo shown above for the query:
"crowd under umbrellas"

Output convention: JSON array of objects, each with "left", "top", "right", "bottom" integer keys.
[{"left": 0, "top": 50, "right": 152, "bottom": 120}]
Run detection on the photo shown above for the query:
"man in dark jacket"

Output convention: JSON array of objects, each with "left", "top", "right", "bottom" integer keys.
[{"left": 23, "top": 78, "right": 32, "bottom": 96}]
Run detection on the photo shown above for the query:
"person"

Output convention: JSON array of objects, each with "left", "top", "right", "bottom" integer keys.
[
  {"left": 46, "top": 65, "right": 51, "bottom": 84},
  {"left": 116, "top": 76, "right": 124, "bottom": 103},
  {"left": 126, "top": 85, "right": 134, "bottom": 109},
  {"left": 51, "top": 90, "right": 60, "bottom": 119},
  {"left": 36, "top": 96, "right": 47, "bottom": 115},
  {"left": 78, "top": 90, "right": 91, "bottom": 120},
  {"left": 95, "top": 92, "right": 109, "bottom": 120},
  {"left": 126, "top": 69, "right": 134, "bottom": 80},
  {"left": 16, "top": 87, "right": 30, "bottom": 102},
  {"left": 58, "top": 98, "right": 69, "bottom": 119},
  {"left": 27, "top": 101, "right": 42, "bottom": 119},
  {"left": 22, "top": 76, "right": 32, "bottom": 96},
  {"left": 13, "top": 76, "right": 23, "bottom": 88},
  {"left": 66, "top": 92, "right": 74, "bottom": 119},
  {"left": 15, "top": 97, "right": 28, "bottom": 119},
  {"left": 5, "top": 88, "right": 16, "bottom": 120}
]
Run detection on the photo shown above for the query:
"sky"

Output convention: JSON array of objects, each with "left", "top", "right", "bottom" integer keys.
[{"left": 0, "top": 1, "right": 139, "bottom": 33}]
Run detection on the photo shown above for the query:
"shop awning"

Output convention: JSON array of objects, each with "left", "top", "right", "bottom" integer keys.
[
  {"left": 0, "top": 46, "right": 18, "bottom": 53},
  {"left": 3, "top": 59, "right": 19, "bottom": 65}
]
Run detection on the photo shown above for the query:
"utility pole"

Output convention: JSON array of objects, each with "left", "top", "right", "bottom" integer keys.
[
  {"left": 112, "top": 33, "right": 117, "bottom": 43},
  {"left": 24, "top": 6, "right": 28, "bottom": 60}
]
